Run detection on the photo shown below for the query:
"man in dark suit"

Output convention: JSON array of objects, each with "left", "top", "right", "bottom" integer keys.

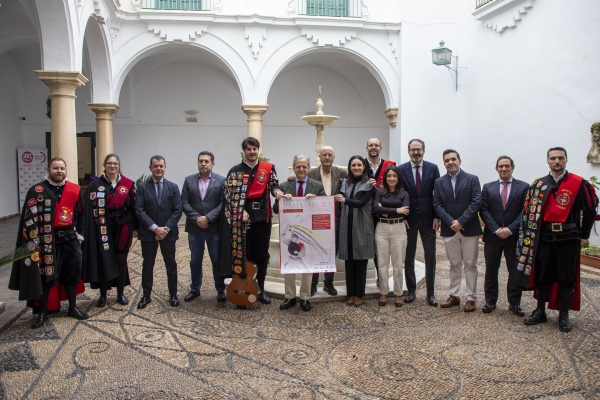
[
  {"left": 433, "top": 149, "right": 482, "bottom": 312},
  {"left": 399, "top": 139, "right": 441, "bottom": 306},
  {"left": 275, "top": 154, "right": 326, "bottom": 312},
  {"left": 307, "top": 145, "right": 345, "bottom": 296},
  {"left": 480, "top": 156, "right": 528, "bottom": 316},
  {"left": 181, "top": 151, "right": 226, "bottom": 303},
  {"left": 135, "top": 155, "right": 183, "bottom": 309}
]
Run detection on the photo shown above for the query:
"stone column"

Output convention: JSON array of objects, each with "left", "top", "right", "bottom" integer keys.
[
  {"left": 88, "top": 103, "right": 120, "bottom": 176},
  {"left": 383, "top": 107, "right": 398, "bottom": 127},
  {"left": 242, "top": 104, "right": 269, "bottom": 150},
  {"left": 35, "top": 71, "right": 88, "bottom": 183}
]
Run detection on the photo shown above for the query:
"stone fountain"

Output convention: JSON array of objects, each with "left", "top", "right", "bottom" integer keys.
[{"left": 300, "top": 89, "right": 339, "bottom": 166}]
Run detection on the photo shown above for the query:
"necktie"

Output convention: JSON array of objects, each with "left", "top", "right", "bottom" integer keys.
[
  {"left": 415, "top": 165, "right": 422, "bottom": 193},
  {"left": 157, "top": 181, "right": 162, "bottom": 205},
  {"left": 501, "top": 181, "right": 508, "bottom": 210},
  {"left": 297, "top": 181, "right": 304, "bottom": 197}
]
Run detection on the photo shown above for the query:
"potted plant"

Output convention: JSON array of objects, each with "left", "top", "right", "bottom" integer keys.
[{"left": 581, "top": 243, "right": 600, "bottom": 269}]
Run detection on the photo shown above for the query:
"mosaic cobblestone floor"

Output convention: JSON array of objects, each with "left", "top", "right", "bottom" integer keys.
[{"left": 1, "top": 234, "right": 600, "bottom": 399}]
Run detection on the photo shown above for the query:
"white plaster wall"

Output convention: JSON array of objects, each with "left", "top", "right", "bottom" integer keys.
[
  {"left": 398, "top": 0, "right": 600, "bottom": 241},
  {"left": 0, "top": 53, "right": 27, "bottom": 217}
]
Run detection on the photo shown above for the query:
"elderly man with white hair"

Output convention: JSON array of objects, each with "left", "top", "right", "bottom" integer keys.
[{"left": 275, "top": 154, "right": 326, "bottom": 312}]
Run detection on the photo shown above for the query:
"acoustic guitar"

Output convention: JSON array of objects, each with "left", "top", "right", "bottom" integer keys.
[{"left": 226, "top": 220, "right": 259, "bottom": 306}]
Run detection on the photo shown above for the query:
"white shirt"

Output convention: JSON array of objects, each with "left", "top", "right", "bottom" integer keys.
[
  {"left": 320, "top": 167, "right": 332, "bottom": 196},
  {"left": 149, "top": 177, "right": 165, "bottom": 232},
  {"left": 551, "top": 170, "right": 567, "bottom": 183},
  {"left": 368, "top": 158, "right": 382, "bottom": 176},
  {"left": 498, "top": 177, "right": 513, "bottom": 198},
  {"left": 410, "top": 160, "right": 423, "bottom": 184}
]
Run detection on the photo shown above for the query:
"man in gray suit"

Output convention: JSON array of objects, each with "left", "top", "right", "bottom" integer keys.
[
  {"left": 276, "top": 154, "right": 326, "bottom": 311},
  {"left": 181, "top": 151, "right": 227, "bottom": 303},
  {"left": 307, "top": 145, "right": 345, "bottom": 296},
  {"left": 135, "top": 155, "right": 183, "bottom": 309}
]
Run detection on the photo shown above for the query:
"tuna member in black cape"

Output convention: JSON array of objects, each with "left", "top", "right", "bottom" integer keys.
[
  {"left": 82, "top": 154, "right": 139, "bottom": 307},
  {"left": 9, "top": 157, "right": 89, "bottom": 329}
]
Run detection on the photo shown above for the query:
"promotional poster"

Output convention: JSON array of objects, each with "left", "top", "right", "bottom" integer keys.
[{"left": 279, "top": 196, "right": 337, "bottom": 274}]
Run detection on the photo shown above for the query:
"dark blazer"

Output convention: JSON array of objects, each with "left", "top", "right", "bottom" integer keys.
[
  {"left": 273, "top": 178, "right": 326, "bottom": 213},
  {"left": 181, "top": 172, "right": 226, "bottom": 234},
  {"left": 135, "top": 177, "right": 182, "bottom": 242},
  {"left": 433, "top": 169, "right": 482, "bottom": 237},
  {"left": 399, "top": 160, "right": 441, "bottom": 228},
  {"left": 480, "top": 178, "right": 528, "bottom": 244},
  {"left": 308, "top": 166, "right": 345, "bottom": 230}
]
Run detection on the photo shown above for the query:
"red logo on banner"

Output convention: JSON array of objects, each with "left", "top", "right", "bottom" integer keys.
[{"left": 22, "top": 152, "right": 33, "bottom": 163}]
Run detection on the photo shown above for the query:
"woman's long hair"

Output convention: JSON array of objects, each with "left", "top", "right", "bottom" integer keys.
[
  {"left": 381, "top": 165, "right": 404, "bottom": 199},
  {"left": 346, "top": 155, "right": 369, "bottom": 183}
]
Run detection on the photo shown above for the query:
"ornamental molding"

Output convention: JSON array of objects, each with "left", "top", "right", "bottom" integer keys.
[
  {"left": 300, "top": 27, "right": 357, "bottom": 47},
  {"left": 144, "top": 20, "right": 211, "bottom": 42},
  {"left": 472, "top": 0, "right": 533, "bottom": 33},
  {"left": 244, "top": 25, "right": 267, "bottom": 59}
]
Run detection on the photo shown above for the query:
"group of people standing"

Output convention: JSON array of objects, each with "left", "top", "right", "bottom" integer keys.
[{"left": 9, "top": 136, "right": 597, "bottom": 334}]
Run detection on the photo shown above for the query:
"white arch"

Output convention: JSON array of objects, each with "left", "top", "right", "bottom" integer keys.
[
  {"left": 82, "top": 17, "right": 113, "bottom": 103},
  {"left": 33, "top": 0, "right": 81, "bottom": 71},
  {"left": 111, "top": 33, "right": 254, "bottom": 104},
  {"left": 254, "top": 36, "right": 398, "bottom": 108}
]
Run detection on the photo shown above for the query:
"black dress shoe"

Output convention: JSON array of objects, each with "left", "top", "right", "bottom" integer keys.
[
  {"left": 310, "top": 285, "right": 317, "bottom": 297},
  {"left": 117, "top": 294, "right": 129, "bottom": 305},
  {"left": 300, "top": 300, "right": 311, "bottom": 312},
  {"left": 395, "top": 301, "right": 403, "bottom": 308},
  {"left": 508, "top": 304, "right": 525, "bottom": 317},
  {"left": 482, "top": 303, "right": 496, "bottom": 313},
  {"left": 68, "top": 307, "right": 89, "bottom": 320},
  {"left": 137, "top": 296, "right": 152, "bottom": 309},
  {"left": 31, "top": 312, "right": 48, "bottom": 329},
  {"left": 558, "top": 311, "right": 572, "bottom": 332},
  {"left": 96, "top": 296, "right": 107, "bottom": 308},
  {"left": 426, "top": 295, "right": 438, "bottom": 307},
  {"left": 184, "top": 291, "right": 200, "bottom": 302},
  {"left": 217, "top": 291, "right": 227, "bottom": 303},
  {"left": 258, "top": 292, "right": 271, "bottom": 304},
  {"left": 524, "top": 308, "right": 548, "bottom": 325},
  {"left": 379, "top": 301, "right": 387, "bottom": 307},
  {"left": 280, "top": 298, "right": 297, "bottom": 310},
  {"left": 170, "top": 294, "right": 180, "bottom": 307},
  {"left": 404, "top": 292, "right": 416, "bottom": 303},
  {"left": 324, "top": 284, "right": 338, "bottom": 296}
]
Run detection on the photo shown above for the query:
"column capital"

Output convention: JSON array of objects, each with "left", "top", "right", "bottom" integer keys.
[
  {"left": 241, "top": 104, "right": 269, "bottom": 116},
  {"left": 88, "top": 103, "right": 120, "bottom": 119},
  {"left": 383, "top": 107, "right": 398, "bottom": 127},
  {"left": 35, "top": 71, "right": 88, "bottom": 89}
]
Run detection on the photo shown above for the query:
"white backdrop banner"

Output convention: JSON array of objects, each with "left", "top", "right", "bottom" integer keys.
[
  {"left": 18, "top": 148, "right": 48, "bottom": 210},
  {"left": 278, "top": 196, "right": 337, "bottom": 274}
]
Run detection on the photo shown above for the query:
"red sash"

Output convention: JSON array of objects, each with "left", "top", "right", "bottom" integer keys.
[
  {"left": 54, "top": 181, "right": 80, "bottom": 227},
  {"left": 376, "top": 160, "right": 396, "bottom": 189},
  {"left": 109, "top": 176, "right": 134, "bottom": 209},
  {"left": 247, "top": 161, "right": 273, "bottom": 200},
  {"left": 542, "top": 173, "right": 583, "bottom": 223}
]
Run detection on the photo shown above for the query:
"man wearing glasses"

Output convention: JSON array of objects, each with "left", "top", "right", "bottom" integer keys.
[{"left": 399, "top": 139, "right": 441, "bottom": 306}]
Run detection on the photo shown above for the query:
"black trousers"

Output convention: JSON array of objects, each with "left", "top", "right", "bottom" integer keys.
[
  {"left": 246, "top": 219, "right": 272, "bottom": 292},
  {"left": 483, "top": 238, "right": 522, "bottom": 306},
  {"left": 405, "top": 214, "right": 437, "bottom": 296},
  {"left": 535, "top": 239, "right": 579, "bottom": 288},
  {"left": 312, "top": 229, "right": 338, "bottom": 286},
  {"left": 42, "top": 238, "right": 82, "bottom": 289},
  {"left": 141, "top": 240, "right": 178, "bottom": 297},
  {"left": 346, "top": 259, "right": 368, "bottom": 297}
]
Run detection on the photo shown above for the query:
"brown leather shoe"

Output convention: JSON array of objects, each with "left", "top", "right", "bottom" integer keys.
[
  {"left": 354, "top": 297, "right": 363, "bottom": 307},
  {"left": 508, "top": 304, "right": 525, "bottom": 317},
  {"left": 440, "top": 295, "right": 460, "bottom": 308},
  {"left": 347, "top": 296, "right": 355, "bottom": 306},
  {"left": 464, "top": 300, "right": 476, "bottom": 312},
  {"left": 481, "top": 303, "right": 496, "bottom": 313}
]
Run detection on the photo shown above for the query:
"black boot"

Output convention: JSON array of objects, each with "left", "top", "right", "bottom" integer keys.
[
  {"left": 524, "top": 308, "right": 548, "bottom": 325},
  {"left": 116, "top": 293, "right": 129, "bottom": 305},
  {"left": 324, "top": 283, "right": 337, "bottom": 296},
  {"left": 258, "top": 292, "right": 271, "bottom": 304},
  {"left": 68, "top": 307, "right": 89, "bottom": 320},
  {"left": 96, "top": 296, "right": 107, "bottom": 307},
  {"left": 31, "top": 312, "right": 48, "bottom": 329},
  {"left": 558, "top": 311, "right": 572, "bottom": 332}
]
